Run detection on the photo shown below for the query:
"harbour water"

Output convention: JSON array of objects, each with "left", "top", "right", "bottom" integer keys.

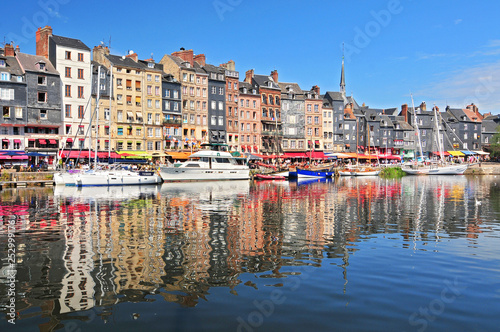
[{"left": 1, "top": 176, "right": 500, "bottom": 331}]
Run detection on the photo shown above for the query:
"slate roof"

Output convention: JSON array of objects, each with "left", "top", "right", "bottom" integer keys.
[
  {"left": 252, "top": 74, "right": 280, "bottom": 90},
  {"left": 106, "top": 54, "right": 146, "bottom": 70},
  {"left": 324, "top": 91, "right": 344, "bottom": 101},
  {"left": 278, "top": 82, "right": 304, "bottom": 98},
  {"left": 51, "top": 34, "right": 90, "bottom": 51},
  {"left": 16, "top": 52, "right": 59, "bottom": 75},
  {"left": 139, "top": 60, "right": 163, "bottom": 72},
  {"left": 0, "top": 54, "right": 24, "bottom": 76}
]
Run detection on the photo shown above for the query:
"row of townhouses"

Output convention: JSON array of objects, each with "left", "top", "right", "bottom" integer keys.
[{"left": 1, "top": 26, "right": 499, "bottom": 163}]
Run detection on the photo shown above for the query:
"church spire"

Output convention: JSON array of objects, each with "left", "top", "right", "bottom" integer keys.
[{"left": 340, "top": 43, "right": 346, "bottom": 97}]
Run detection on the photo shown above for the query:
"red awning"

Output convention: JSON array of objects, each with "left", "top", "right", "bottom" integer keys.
[
  {"left": 66, "top": 138, "right": 73, "bottom": 142},
  {"left": 305, "top": 151, "right": 327, "bottom": 159},
  {"left": 28, "top": 138, "right": 35, "bottom": 142},
  {"left": 283, "top": 152, "right": 307, "bottom": 158},
  {"left": 432, "top": 151, "right": 450, "bottom": 156},
  {"left": 14, "top": 139, "right": 21, "bottom": 143},
  {"left": 315, "top": 140, "right": 320, "bottom": 145},
  {"left": 49, "top": 139, "right": 57, "bottom": 144},
  {"left": 2, "top": 139, "right": 9, "bottom": 143},
  {"left": 38, "top": 139, "right": 47, "bottom": 145}
]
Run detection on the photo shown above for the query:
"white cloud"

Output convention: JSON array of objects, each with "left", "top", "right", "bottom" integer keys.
[
  {"left": 454, "top": 18, "right": 463, "bottom": 25},
  {"left": 415, "top": 60, "right": 500, "bottom": 113}
]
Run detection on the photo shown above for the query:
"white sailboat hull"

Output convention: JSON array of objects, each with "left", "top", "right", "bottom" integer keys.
[
  {"left": 338, "top": 169, "right": 381, "bottom": 176},
  {"left": 55, "top": 170, "right": 162, "bottom": 186},
  {"left": 402, "top": 164, "right": 468, "bottom": 175},
  {"left": 159, "top": 167, "right": 250, "bottom": 181}
]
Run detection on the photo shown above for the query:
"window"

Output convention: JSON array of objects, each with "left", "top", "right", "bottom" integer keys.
[
  {"left": 182, "top": 73, "right": 187, "bottom": 82},
  {"left": 202, "top": 88, "right": 207, "bottom": 97},
  {"left": 136, "top": 128, "right": 141, "bottom": 136},
  {"left": 78, "top": 86, "right": 84, "bottom": 98},
  {"left": 218, "top": 116, "right": 223, "bottom": 126},
  {"left": 78, "top": 105, "right": 84, "bottom": 119},
  {"left": 174, "top": 102, "right": 179, "bottom": 111},
  {"left": 40, "top": 109, "right": 47, "bottom": 119},
  {"left": 147, "top": 74, "right": 152, "bottom": 81},
  {"left": 78, "top": 68, "right": 84, "bottom": 79},
  {"left": 147, "top": 99, "right": 152, "bottom": 108},
  {"left": 0, "top": 60, "right": 5, "bottom": 67},
  {"left": 148, "top": 128, "right": 153, "bottom": 137},
  {"left": 78, "top": 53, "right": 84, "bottom": 61},
  {"left": 218, "top": 101, "right": 224, "bottom": 110},
  {"left": 189, "top": 74, "right": 194, "bottom": 82},
  {"left": 211, "top": 116, "right": 216, "bottom": 125},
  {"left": 1, "top": 72, "right": 11, "bottom": 81},
  {"left": 211, "top": 86, "right": 216, "bottom": 94},
  {"left": 3, "top": 106, "right": 10, "bottom": 118},
  {"left": 211, "top": 101, "right": 216, "bottom": 110},
  {"left": 65, "top": 104, "right": 71, "bottom": 117},
  {"left": 117, "top": 127, "right": 123, "bottom": 135},
  {"left": 65, "top": 51, "right": 71, "bottom": 60},
  {"left": 65, "top": 85, "right": 71, "bottom": 97},
  {"left": 37, "top": 92, "right": 46, "bottom": 103},
  {"left": 65, "top": 67, "right": 71, "bottom": 77},
  {"left": 307, "top": 105, "right": 312, "bottom": 112},
  {"left": 155, "top": 86, "right": 160, "bottom": 96},
  {"left": 173, "top": 90, "right": 179, "bottom": 98},
  {"left": 15, "top": 107, "right": 22, "bottom": 119},
  {"left": 219, "top": 87, "right": 224, "bottom": 95},
  {"left": 190, "top": 87, "right": 194, "bottom": 96},
  {"left": 155, "top": 100, "right": 160, "bottom": 109}
]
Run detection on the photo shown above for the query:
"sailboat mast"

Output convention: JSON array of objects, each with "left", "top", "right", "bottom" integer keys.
[
  {"left": 433, "top": 104, "right": 444, "bottom": 162},
  {"left": 95, "top": 65, "right": 101, "bottom": 169},
  {"left": 411, "top": 94, "right": 424, "bottom": 161}
]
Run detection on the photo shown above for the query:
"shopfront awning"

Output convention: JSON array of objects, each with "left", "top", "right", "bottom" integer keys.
[
  {"left": 305, "top": 151, "right": 327, "bottom": 159},
  {"left": 448, "top": 150, "right": 465, "bottom": 157},
  {"left": 66, "top": 138, "right": 73, "bottom": 142},
  {"left": 432, "top": 151, "right": 450, "bottom": 156},
  {"left": 38, "top": 139, "right": 47, "bottom": 145},
  {"left": 49, "top": 139, "right": 57, "bottom": 144},
  {"left": 14, "top": 139, "right": 21, "bottom": 143},
  {"left": 474, "top": 150, "right": 490, "bottom": 155},
  {"left": 166, "top": 152, "right": 191, "bottom": 160},
  {"left": 461, "top": 150, "right": 475, "bottom": 155},
  {"left": 283, "top": 152, "right": 307, "bottom": 158}
]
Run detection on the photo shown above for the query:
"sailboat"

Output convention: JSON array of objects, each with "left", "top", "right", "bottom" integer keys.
[
  {"left": 338, "top": 116, "right": 381, "bottom": 176},
  {"left": 54, "top": 65, "right": 163, "bottom": 186},
  {"left": 401, "top": 97, "right": 468, "bottom": 175}
]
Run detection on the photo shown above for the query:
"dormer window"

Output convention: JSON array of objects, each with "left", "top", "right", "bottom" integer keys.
[
  {"left": 252, "top": 89, "right": 256, "bottom": 94},
  {"left": 243, "top": 87, "right": 247, "bottom": 94},
  {"left": 268, "top": 81, "right": 273, "bottom": 87},
  {"left": 0, "top": 59, "right": 5, "bottom": 67},
  {"left": 148, "top": 63, "right": 154, "bottom": 68}
]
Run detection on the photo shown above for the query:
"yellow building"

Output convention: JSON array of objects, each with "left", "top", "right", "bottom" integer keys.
[{"left": 92, "top": 45, "right": 163, "bottom": 156}]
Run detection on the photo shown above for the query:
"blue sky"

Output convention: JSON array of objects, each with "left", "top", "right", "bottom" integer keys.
[{"left": 2, "top": 0, "right": 500, "bottom": 114}]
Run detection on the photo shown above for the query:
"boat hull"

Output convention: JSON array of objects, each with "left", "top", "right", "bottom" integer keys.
[
  {"left": 296, "top": 169, "right": 334, "bottom": 178},
  {"left": 338, "top": 169, "right": 380, "bottom": 176},
  {"left": 55, "top": 170, "right": 162, "bottom": 186},
  {"left": 254, "top": 174, "right": 286, "bottom": 180},
  {"left": 159, "top": 167, "right": 250, "bottom": 181},
  {"left": 402, "top": 164, "right": 468, "bottom": 175}
]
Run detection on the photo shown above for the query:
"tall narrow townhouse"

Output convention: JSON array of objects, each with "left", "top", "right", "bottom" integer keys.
[
  {"left": 36, "top": 26, "right": 92, "bottom": 152},
  {"left": 244, "top": 69, "right": 282, "bottom": 156},
  {"left": 90, "top": 60, "right": 111, "bottom": 153},
  {"left": 201, "top": 63, "right": 226, "bottom": 145},
  {"left": 160, "top": 49, "right": 208, "bottom": 150},
  {"left": 0, "top": 44, "right": 27, "bottom": 153},
  {"left": 220, "top": 60, "right": 239, "bottom": 151},
  {"left": 162, "top": 74, "right": 182, "bottom": 150},
  {"left": 304, "top": 86, "right": 323, "bottom": 152},
  {"left": 277, "top": 82, "right": 305, "bottom": 154},
  {"left": 92, "top": 46, "right": 164, "bottom": 156},
  {"left": 141, "top": 56, "right": 164, "bottom": 154},
  {"left": 16, "top": 51, "right": 61, "bottom": 160},
  {"left": 321, "top": 90, "right": 334, "bottom": 153},
  {"left": 238, "top": 82, "right": 261, "bottom": 154}
]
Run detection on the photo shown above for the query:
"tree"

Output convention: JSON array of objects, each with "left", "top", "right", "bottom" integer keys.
[{"left": 489, "top": 125, "right": 500, "bottom": 157}]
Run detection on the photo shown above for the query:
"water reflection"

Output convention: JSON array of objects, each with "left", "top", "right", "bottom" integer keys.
[{"left": 1, "top": 176, "right": 499, "bottom": 330}]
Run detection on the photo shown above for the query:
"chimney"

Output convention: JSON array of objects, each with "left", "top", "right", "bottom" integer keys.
[
  {"left": 171, "top": 48, "right": 194, "bottom": 66},
  {"left": 125, "top": 50, "right": 138, "bottom": 62},
  {"left": 245, "top": 69, "right": 254, "bottom": 83},
  {"left": 401, "top": 104, "right": 408, "bottom": 122},
  {"left": 271, "top": 70, "right": 278, "bottom": 83},
  {"left": 93, "top": 45, "right": 110, "bottom": 65},
  {"left": 15, "top": 45, "right": 20, "bottom": 53},
  {"left": 434, "top": 105, "right": 440, "bottom": 113},
  {"left": 220, "top": 60, "right": 235, "bottom": 71},
  {"left": 4, "top": 43, "right": 15, "bottom": 57},
  {"left": 420, "top": 101, "right": 426, "bottom": 111},
  {"left": 194, "top": 54, "right": 206, "bottom": 66},
  {"left": 312, "top": 85, "right": 320, "bottom": 95},
  {"left": 36, "top": 26, "right": 52, "bottom": 59}
]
